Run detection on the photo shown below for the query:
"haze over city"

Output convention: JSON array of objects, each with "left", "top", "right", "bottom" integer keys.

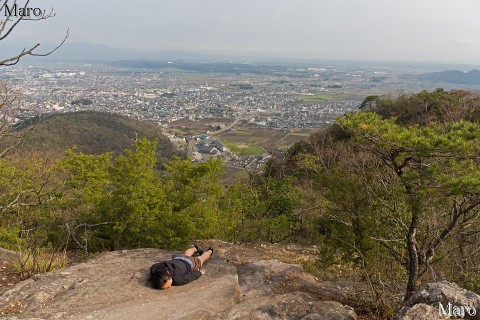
[{"left": 5, "top": 0, "right": 480, "bottom": 65}]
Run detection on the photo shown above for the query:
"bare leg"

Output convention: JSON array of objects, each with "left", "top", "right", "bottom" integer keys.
[
  {"left": 197, "top": 250, "right": 212, "bottom": 267},
  {"left": 184, "top": 247, "right": 197, "bottom": 257}
]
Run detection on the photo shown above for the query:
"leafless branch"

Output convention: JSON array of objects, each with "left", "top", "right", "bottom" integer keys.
[
  {"left": 371, "top": 236, "right": 407, "bottom": 265},
  {"left": 0, "top": 29, "right": 69, "bottom": 66}
]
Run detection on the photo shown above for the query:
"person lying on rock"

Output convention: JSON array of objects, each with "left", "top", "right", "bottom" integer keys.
[{"left": 149, "top": 244, "right": 213, "bottom": 289}]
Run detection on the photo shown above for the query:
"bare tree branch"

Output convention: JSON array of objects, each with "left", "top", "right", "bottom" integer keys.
[
  {"left": 371, "top": 236, "right": 407, "bottom": 265},
  {"left": 0, "top": 29, "right": 69, "bottom": 66}
]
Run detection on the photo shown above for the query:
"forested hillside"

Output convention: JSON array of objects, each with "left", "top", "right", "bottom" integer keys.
[{"left": 9, "top": 111, "right": 178, "bottom": 161}]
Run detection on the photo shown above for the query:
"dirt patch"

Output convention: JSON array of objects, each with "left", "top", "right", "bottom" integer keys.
[{"left": 0, "top": 299, "right": 25, "bottom": 315}]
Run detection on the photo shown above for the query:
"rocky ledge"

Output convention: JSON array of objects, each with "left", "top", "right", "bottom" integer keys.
[
  {"left": 3, "top": 242, "right": 480, "bottom": 319},
  {"left": 0, "top": 242, "right": 357, "bottom": 320}
]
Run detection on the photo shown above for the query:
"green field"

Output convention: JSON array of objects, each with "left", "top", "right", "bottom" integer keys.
[
  {"left": 298, "top": 93, "right": 334, "bottom": 102},
  {"left": 223, "top": 141, "right": 265, "bottom": 156}
]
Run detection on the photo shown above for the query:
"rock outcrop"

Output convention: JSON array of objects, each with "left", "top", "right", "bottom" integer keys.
[
  {"left": 0, "top": 242, "right": 358, "bottom": 320},
  {"left": 223, "top": 259, "right": 356, "bottom": 320},
  {"left": 394, "top": 281, "right": 480, "bottom": 320},
  {"left": 1, "top": 249, "right": 239, "bottom": 320}
]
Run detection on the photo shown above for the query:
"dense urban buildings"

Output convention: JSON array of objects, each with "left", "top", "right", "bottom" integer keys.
[{"left": 1, "top": 61, "right": 475, "bottom": 161}]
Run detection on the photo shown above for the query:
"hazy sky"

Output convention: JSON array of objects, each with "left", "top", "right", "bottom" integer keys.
[{"left": 6, "top": 0, "right": 480, "bottom": 64}]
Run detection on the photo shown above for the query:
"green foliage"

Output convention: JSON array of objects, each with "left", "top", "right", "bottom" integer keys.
[
  {"left": 337, "top": 111, "right": 480, "bottom": 192},
  {"left": 230, "top": 83, "right": 253, "bottom": 90},
  {"left": 55, "top": 138, "right": 228, "bottom": 250},
  {"left": 0, "top": 158, "right": 17, "bottom": 214},
  {"left": 220, "top": 168, "right": 302, "bottom": 244},
  {"left": 103, "top": 138, "right": 172, "bottom": 248},
  {"left": 59, "top": 148, "right": 113, "bottom": 205},
  {"left": 219, "top": 181, "right": 252, "bottom": 242},
  {"left": 316, "top": 168, "right": 376, "bottom": 263},
  {"left": 0, "top": 227, "right": 23, "bottom": 250},
  {"left": 359, "top": 89, "right": 480, "bottom": 125},
  {"left": 164, "top": 156, "right": 224, "bottom": 241},
  {"left": 60, "top": 138, "right": 173, "bottom": 250}
]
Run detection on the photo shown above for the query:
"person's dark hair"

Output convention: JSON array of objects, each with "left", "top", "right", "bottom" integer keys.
[{"left": 151, "top": 269, "right": 171, "bottom": 289}]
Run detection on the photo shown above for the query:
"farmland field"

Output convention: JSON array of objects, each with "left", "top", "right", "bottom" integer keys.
[
  {"left": 216, "top": 124, "right": 315, "bottom": 154},
  {"left": 298, "top": 93, "right": 334, "bottom": 102},
  {"left": 168, "top": 119, "right": 316, "bottom": 156},
  {"left": 297, "top": 88, "right": 373, "bottom": 104}
]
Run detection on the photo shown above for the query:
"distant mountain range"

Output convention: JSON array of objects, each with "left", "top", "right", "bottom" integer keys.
[
  {"left": 422, "top": 70, "right": 480, "bottom": 85},
  {"left": 10, "top": 41, "right": 479, "bottom": 70},
  {"left": 21, "top": 41, "right": 229, "bottom": 63}
]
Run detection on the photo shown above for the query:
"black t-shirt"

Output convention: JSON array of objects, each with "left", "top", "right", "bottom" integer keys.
[{"left": 150, "top": 259, "right": 202, "bottom": 286}]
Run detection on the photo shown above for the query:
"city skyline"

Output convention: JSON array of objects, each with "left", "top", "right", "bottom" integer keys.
[{"left": 3, "top": 0, "right": 480, "bottom": 65}]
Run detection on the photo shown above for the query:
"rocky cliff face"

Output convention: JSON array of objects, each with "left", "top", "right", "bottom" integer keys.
[{"left": 0, "top": 242, "right": 358, "bottom": 320}]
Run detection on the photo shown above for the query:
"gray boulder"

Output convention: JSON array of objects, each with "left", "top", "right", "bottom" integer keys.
[{"left": 394, "top": 281, "right": 480, "bottom": 320}]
